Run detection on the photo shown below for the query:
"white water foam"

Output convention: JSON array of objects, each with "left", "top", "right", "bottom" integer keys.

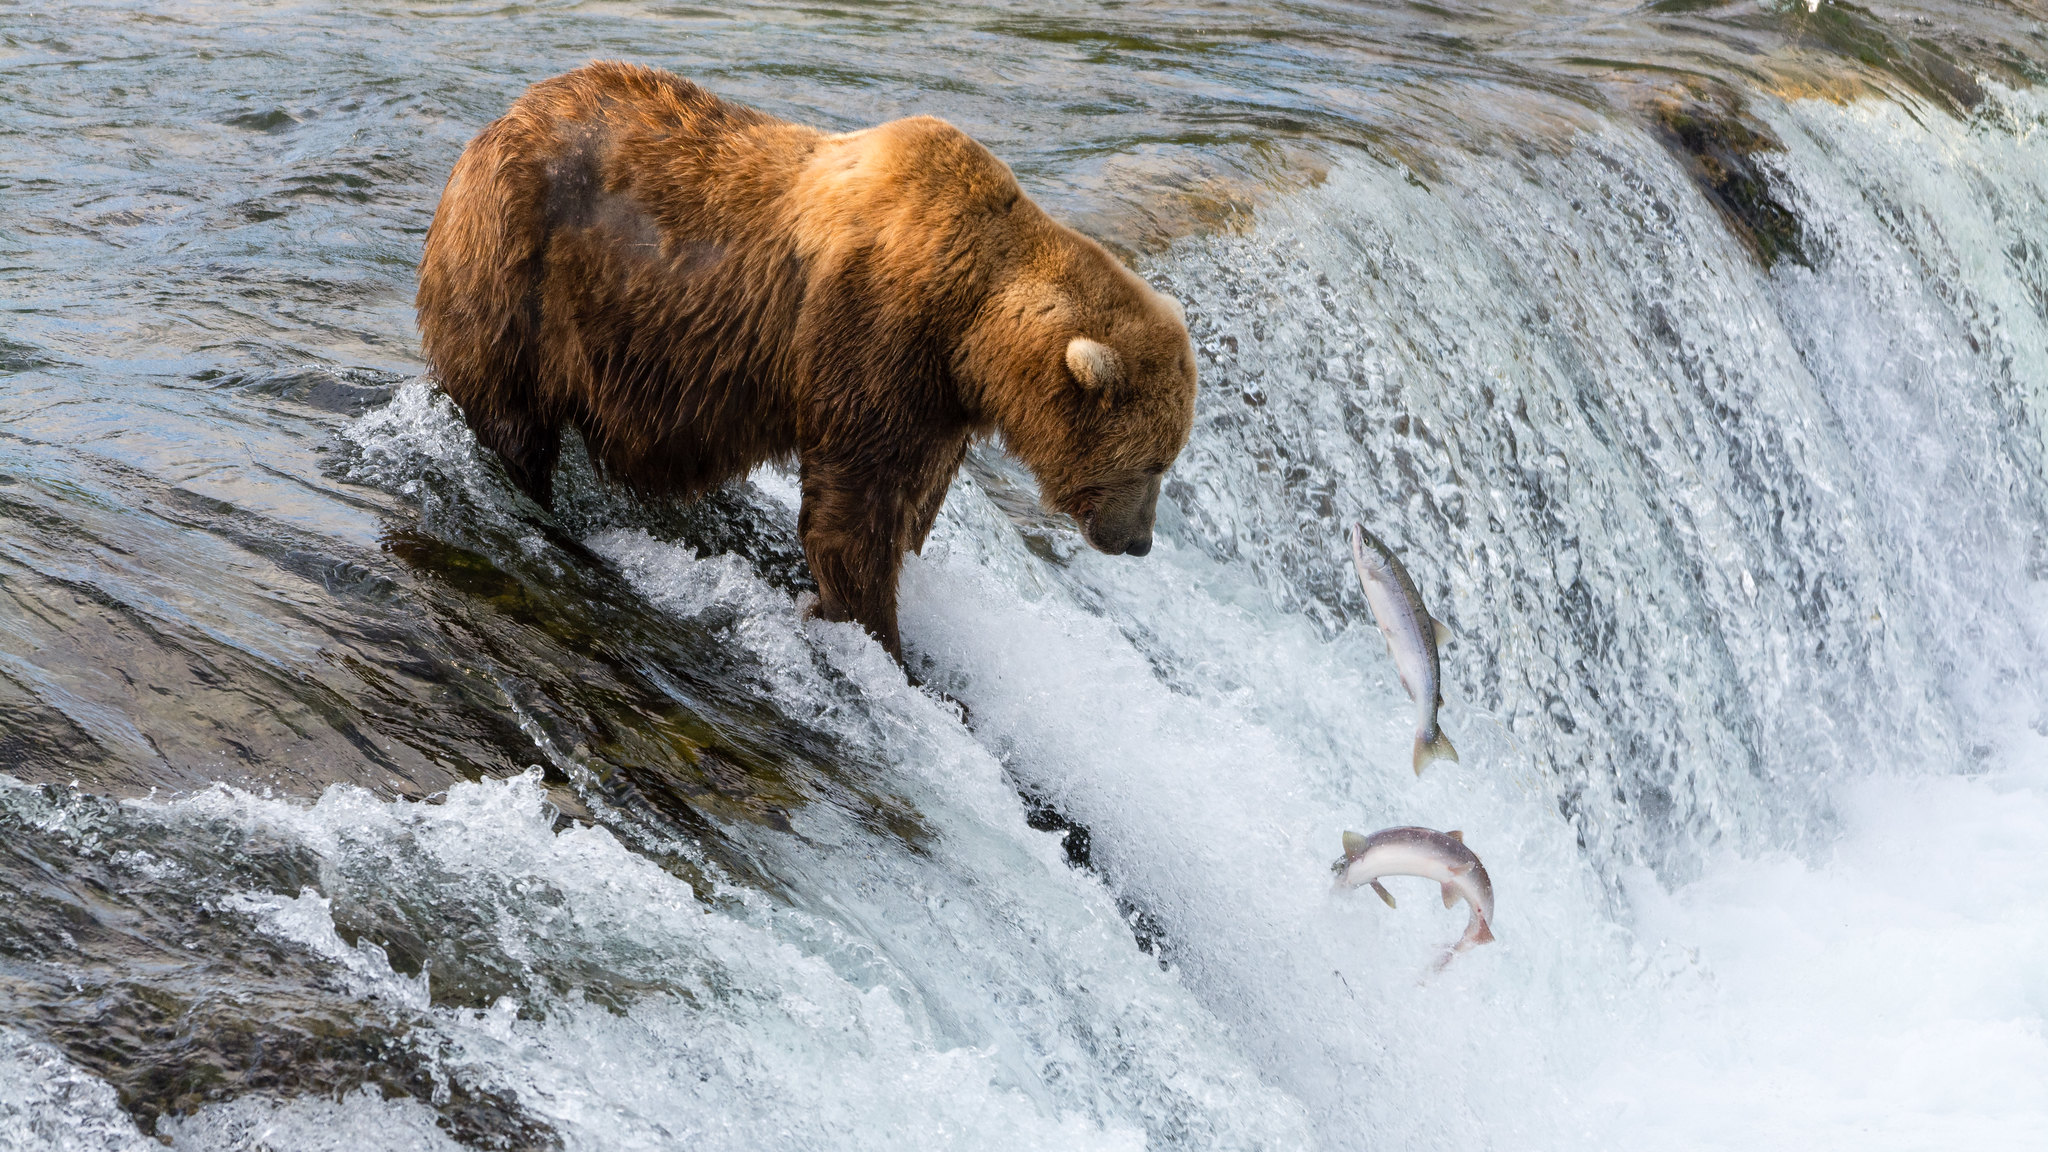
[
  {"left": 254, "top": 773, "right": 1237, "bottom": 1151},
  {"left": 0, "top": 1030, "right": 156, "bottom": 1152},
  {"left": 583, "top": 462, "right": 2048, "bottom": 1149},
  {"left": 1598, "top": 754, "right": 2048, "bottom": 1149},
  {"left": 0, "top": 752, "right": 1302, "bottom": 1150},
  {"left": 157, "top": 1091, "right": 469, "bottom": 1152}
]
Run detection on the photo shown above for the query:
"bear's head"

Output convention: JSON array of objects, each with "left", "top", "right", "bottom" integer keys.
[{"left": 960, "top": 242, "right": 1197, "bottom": 558}]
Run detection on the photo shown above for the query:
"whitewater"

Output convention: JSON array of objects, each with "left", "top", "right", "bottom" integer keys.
[{"left": 5, "top": 8, "right": 2048, "bottom": 1151}]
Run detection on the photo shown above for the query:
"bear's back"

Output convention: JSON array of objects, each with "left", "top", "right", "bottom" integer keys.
[
  {"left": 502, "top": 63, "right": 1039, "bottom": 303},
  {"left": 516, "top": 64, "right": 811, "bottom": 249}
]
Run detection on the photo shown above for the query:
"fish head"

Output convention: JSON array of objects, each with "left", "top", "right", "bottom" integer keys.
[{"left": 1349, "top": 523, "right": 1398, "bottom": 579}]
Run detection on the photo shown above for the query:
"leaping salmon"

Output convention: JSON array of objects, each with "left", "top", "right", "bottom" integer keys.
[
  {"left": 1349, "top": 522, "right": 1458, "bottom": 774},
  {"left": 1332, "top": 826, "right": 1495, "bottom": 961}
]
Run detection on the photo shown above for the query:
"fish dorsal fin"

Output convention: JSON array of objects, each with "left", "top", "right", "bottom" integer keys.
[
  {"left": 1446, "top": 830, "right": 1463, "bottom": 842},
  {"left": 1449, "top": 861, "right": 1473, "bottom": 876},
  {"left": 1432, "top": 616, "right": 1452, "bottom": 647},
  {"left": 1441, "top": 882, "right": 1459, "bottom": 908},
  {"left": 1341, "top": 831, "right": 1369, "bottom": 857}
]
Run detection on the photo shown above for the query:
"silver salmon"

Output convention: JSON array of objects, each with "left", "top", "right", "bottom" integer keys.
[
  {"left": 1349, "top": 522, "right": 1457, "bottom": 774},
  {"left": 1332, "top": 826, "right": 1496, "bottom": 958}
]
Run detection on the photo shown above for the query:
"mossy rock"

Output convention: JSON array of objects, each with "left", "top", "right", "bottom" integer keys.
[{"left": 1646, "top": 86, "right": 1811, "bottom": 271}]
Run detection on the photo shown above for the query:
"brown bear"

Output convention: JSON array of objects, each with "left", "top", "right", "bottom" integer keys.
[{"left": 417, "top": 62, "right": 1196, "bottom": 660}]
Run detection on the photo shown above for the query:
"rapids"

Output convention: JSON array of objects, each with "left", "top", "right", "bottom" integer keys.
[{"left": 3, "top": 2, "right": 2046, "bottom": 1149}]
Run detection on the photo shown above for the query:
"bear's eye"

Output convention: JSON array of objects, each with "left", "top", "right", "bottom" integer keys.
[{"left": 1145, "top": 463, "right": 1168, "bottom": 476}]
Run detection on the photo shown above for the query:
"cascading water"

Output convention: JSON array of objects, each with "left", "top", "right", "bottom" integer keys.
[{"left": 3, "top": 2, "right": 2045, "bottom": 1149}]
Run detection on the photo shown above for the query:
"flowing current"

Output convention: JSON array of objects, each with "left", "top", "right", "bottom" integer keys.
[{"left": 4, "top": 2, "right": 2047, "bottom": 1149}]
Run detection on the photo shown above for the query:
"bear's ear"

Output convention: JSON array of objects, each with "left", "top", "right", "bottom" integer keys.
[
  {"left": 1156, "top": 292, "right": 1187, "bottom": 326},
  {"left": 1066, "top": 337, "right": 1123, "bottom": 392}
]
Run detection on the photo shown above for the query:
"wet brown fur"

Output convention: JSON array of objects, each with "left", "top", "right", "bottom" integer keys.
[{"left": 418, "top": 62, "right": 1195, "bottom": 659}]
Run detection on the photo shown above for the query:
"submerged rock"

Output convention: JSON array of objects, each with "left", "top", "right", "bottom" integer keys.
[{"left": 0, "top": 782, "right": 560, "bottom": 1150}]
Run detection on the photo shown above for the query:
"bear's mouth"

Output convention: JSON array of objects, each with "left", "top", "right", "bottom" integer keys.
[
  {"left": 1064, "top": 490, "right": 1100, "bottom": 524},
  {"left": 1068, "top": 497, "right": 1099, "bottom": 541},
  {"left": 1070, "top": 499, "right": 1118, "bottom": 556}
]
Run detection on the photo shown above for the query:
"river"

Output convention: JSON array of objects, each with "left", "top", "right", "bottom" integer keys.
[{"left": 3, "top": 2, "right": 2046, "bottom": 1149}]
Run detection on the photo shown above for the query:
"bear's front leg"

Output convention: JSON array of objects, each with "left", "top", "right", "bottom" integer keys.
[{"left": 797, "top": 458, "right": 911, "bottom": 661}]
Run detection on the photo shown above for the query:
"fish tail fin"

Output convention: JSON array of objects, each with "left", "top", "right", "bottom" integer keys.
[
  {"left": 1472, "top": 916, "right": 1495, "bottom": 945},
  {"left": 1412, "top": 727, "right": 1459, "bottom": 775},
  {"left": 1441, "top": 883, "right": 1460, "bottom": 909}
]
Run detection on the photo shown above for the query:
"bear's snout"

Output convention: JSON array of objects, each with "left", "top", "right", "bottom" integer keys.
[
  {"left": 1087, "top": 523, "right": 1153, "bottom": 556},
  {"left": 1080, "top": 473, "right": 1162, "bottom": 558}
]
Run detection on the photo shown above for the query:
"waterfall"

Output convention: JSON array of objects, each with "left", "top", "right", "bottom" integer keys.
[{"left": 3, "top": 18, "right": 2045, "bottom": 1150}]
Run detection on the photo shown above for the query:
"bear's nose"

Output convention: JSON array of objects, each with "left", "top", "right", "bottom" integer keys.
[{"left": 1123, "top": 536, "right": 1152, "bottom": 557}]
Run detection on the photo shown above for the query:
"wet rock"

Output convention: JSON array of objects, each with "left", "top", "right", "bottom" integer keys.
[
  {"left": 1647, "top": 87, "right": 1810, "bottom": 270},
  {"left": 1777, "top": 2, "right": 1992, "bottom": 115},
  {"left": 0, "top": 783, "right": 560, "bottom": 1150},
  {"left": 1019, "top": 787, "right": 1177, "bottom": 969}
]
